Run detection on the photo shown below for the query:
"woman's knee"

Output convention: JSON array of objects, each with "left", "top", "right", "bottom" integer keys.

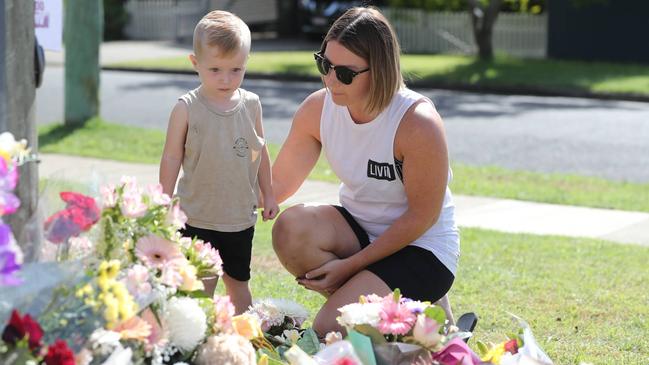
[{"left": 272, "top": 205, "right": 313, "bottom": 254}]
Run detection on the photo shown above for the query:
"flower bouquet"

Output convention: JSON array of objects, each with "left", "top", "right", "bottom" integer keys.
[
  {"left": 335, "top": 289, "right": 475, "bottom": 365},
  {"left": 477, "top": 314, "right": 554, "bottom": 365}
]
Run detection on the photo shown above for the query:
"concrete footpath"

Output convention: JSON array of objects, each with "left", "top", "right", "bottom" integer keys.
[{"left": 39, "top": 154, "right": 649, "bottom": 247}]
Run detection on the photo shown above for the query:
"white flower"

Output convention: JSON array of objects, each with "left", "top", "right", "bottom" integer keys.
[
  {"left": 195, "top": 334, "right": 256, "bottom": 365},
  {"left": 412, "top": 314, "right": 443, "bottom": 349},
  {"left": 282, "top": 329, "right": 300, "bottom": 344},
  {"left": 0, "top": 132, "right": 30, "bottom": 163},
  {"left": 100, "top": 345, "right": 132, "bottom": 365},
  {"left": 336, "top": 302, "right": 381, "bottom": 328},
  {"left": 89, "top": 329, "right": 122, "bottom": 356},
  {"left": 325, "top": 331, "right": 343, "bottom": 345},
  {"left": 164, "top": 297, "right": 207, "bottom": 352},
  {"left": 247, "top": 298, "right": 309, "bottom": 331}
]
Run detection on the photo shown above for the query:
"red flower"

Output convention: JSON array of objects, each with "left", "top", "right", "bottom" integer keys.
[
  {"left": 335, "top": 357, "right": 360, "bottom": 365},
  {"left": 504, "top": 338, "right": 519, "bottom": 354},
  {"left": 44, "top": 339, "right": 75, "bottom": 365},
  {"left": 44, "top": 192, "right": 100, "bottom": 243},
  {"left": 1, "top": 309, "right": 43, "bottom": 351}
]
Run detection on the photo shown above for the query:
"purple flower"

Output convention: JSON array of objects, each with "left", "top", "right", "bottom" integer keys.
[
  {"left": 0, "top": 223, "right": 23, "bottom": 286},
  {"left": 0, "top": 159, "right": 19, "bottom": 216}
]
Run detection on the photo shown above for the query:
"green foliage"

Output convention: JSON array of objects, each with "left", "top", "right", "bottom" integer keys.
[
  {"left": 103, "top": 0, "right": 130, "bottom": 40},
  {"left": 242, "top": 224, "right": 649, "bottom": 364},
  {"left": 296, "top": 328, "right": 320, "bottom": 355}
]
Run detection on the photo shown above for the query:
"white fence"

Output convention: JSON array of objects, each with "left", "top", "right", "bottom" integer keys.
[
  {"left": 383, "top": 9, "right": 547, "bottom": 58},
  {"left": 124, "top": 0, "right": 209, "bottom": 41}
]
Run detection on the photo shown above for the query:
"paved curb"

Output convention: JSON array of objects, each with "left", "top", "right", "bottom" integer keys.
[
  {"left": 39, "top": 154, "right": 649, "bottom": 247},
  {"left": 101, "top": 66, "right": 649, "bottom": 104}
]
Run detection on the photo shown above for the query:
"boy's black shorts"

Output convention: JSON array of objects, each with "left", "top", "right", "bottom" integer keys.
[
  {"left": 180, "top": 224, "right": 254, "bottom": 282},
  {"left": 333, "top": 205, "right": 454, "bottom": 302}
]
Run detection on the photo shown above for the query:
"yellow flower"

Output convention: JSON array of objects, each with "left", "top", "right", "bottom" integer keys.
[
  {"left": 99, "top": 260, "right": 121, "bottom": 280},
  {"left": 103, "top": 293, "right": 120, "bottom": 328},
  {"left": 76, "top": 284, "right": 94, "bottom": 298},
  {"left": 257, "top": 354, "right": 269, "bottom": 365},
  {"left": 179, "top": 264, "right": 204, "bottom": 292},
  {"left": 481, "top": 342, "right": 506, "bottom": 364},
  {"left": 0, "top": 150, "right": 10, "bottom": 164},
  {"left": 231, "top": 314, "right": 263, "bottom": 340}
]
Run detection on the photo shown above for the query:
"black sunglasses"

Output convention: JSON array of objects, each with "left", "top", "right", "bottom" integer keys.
[{"left": 314, "top": 52, "right": 370, "bottom": 85}]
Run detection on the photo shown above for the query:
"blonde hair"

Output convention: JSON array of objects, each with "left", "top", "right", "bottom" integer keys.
[
  {"left": 321, "top": 7, "right": 404, "bottom": 115},
  {"left": 193, "top": 10, "right": 251, "bottom": 57}
]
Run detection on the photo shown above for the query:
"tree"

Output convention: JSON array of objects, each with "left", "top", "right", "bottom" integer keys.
[
  {"left": 467, "top": 0, "right": 504, "bottom": 60},
  {"left": 0, "top": 0, "right": 42, "bottom": 257},
  {"left": 64, "top": 0, "right": 103, "bottom": 126}
]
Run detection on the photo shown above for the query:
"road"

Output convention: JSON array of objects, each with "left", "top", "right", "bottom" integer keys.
[{"left": 36, "top": 67, "right": 649, "bottom": 183}]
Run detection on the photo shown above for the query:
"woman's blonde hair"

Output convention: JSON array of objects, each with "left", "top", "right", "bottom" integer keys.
[
  {"left": 321, "top": 7, "right": 404, "bottom": 114},
  {"left": 193, "top": 10, "right": 251, "bottom": 57}
]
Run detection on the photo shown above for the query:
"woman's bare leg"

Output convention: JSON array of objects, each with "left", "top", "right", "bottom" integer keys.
[
  {"left": 272, "top": 204, "right": 362, "bottom": 279},
  {"left": 312, "top": 270, "right": 391, "bottom": 336}
]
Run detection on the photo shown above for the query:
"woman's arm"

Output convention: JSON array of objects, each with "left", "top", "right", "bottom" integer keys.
[
  {"left": 272, "top": 89, "right": 326, "bottom": 204},
  {"left": 159, "top": 101, "right": 188, "bottom": 197},
  {"left": 301, "top": 100, "right": 449, "bottom": 291}
]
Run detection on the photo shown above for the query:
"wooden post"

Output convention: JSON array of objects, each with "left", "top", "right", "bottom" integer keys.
[
  {"left": 0, "top": 0, "right": 42, "bottom": 260},
  {"left": 64, "top": 0, "right": 103, "bottom": 126}
]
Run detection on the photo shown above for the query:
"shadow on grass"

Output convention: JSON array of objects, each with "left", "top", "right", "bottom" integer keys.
[
  {"left": 411, "top": 56, "right": 649, "bottom": 95},
  {"left": 38, "top": 122, "right": 86, "bottom": 149}
]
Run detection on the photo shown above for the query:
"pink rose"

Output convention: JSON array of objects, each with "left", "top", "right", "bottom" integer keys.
[{"left": 432, "top": 338, "right": 481, "bottom": 365}]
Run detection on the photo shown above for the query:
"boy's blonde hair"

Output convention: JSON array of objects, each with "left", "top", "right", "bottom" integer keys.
[
  {"left": 321, "top": 7, "right": 404, "bottom": 115},
  {"left": 193, "top": 10, "right": 251, "bottom": 58}
]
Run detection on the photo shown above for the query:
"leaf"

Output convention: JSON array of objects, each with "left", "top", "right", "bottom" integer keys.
[
  {"left": 258, "top": 348, "right": 286, "bottom": 364},
  {"left": 185, "top": 290, "right": 210, "bottom": 299},
  {"left": 424, "top": 306, "right": 447, "bottom": 326},
  {"left": 296, "top": 328, "right": 320, "bottom": 355},
  {"left": 354, "top": 324, "right": 388, "bottom": 344},
  {"left": 476, "top": 340, "right": 489, "bottom": 356}
]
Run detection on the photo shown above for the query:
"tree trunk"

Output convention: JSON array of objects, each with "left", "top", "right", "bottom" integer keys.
[
  {"left": 0, "top": 0, "right": 42, "bottom": 260},
  {"left": 468, "top": 0, "right": 503, "bottom": 60},
  {"left": 64, "top": 0, "right": 103, "bottom": 126}
]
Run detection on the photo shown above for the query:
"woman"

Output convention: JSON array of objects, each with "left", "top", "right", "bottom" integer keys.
[{"left": 271, "top": 7, "right": 459, "bottom": 336}]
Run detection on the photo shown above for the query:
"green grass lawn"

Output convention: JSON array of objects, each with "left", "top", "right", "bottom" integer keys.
[
  {"left": 242, "top": 220, "right": 649, "bottom": 364},
  {"left": 110, "top": 52, "right": 649, "bottom": 97},
  {"left": 39, "top": 119, "right": 649, "bottom": 213},
  {"left": 38, "top": 119, "right": 649, "bottom": 363}
]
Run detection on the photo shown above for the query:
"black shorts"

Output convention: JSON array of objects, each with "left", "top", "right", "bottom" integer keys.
[
  {"left": 180, "top": 224, "right": 254, "bottom": 281},
  {"left": 333, "top": 206, "right": 454, "bottom": 302}
]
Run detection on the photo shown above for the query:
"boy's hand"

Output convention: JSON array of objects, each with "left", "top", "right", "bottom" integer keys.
[{"left": 262, "top": 196, "right": 280, "bottom": 221}]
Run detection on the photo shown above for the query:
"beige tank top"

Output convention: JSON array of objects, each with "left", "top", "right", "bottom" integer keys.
[{"left": 176, "top": 87, "right": 264, "bottom": 232}]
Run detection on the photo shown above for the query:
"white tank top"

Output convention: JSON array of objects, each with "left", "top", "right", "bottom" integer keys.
[{"left": 320, "top": 88, "right": 459, "bottom": 274}]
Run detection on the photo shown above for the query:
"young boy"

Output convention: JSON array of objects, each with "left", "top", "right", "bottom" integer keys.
[{"left": 159, "top": 10, "right": 279, "bottom": 314}]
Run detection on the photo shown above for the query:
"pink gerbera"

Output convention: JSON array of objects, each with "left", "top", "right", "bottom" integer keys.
[
  {"left": 377, "top": 298, "right": 417, "bottom": 336},
  {"left": 135, "top": 234, "right": 184, "bottom": 269}
]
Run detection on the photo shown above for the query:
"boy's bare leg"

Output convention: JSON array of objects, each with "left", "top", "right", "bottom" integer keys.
[
  {"left": 222, "top": 273, "right": 252, "bottom": 314},
  {"left": 202, "top": 276, "right": 218, "bottom": 298}
]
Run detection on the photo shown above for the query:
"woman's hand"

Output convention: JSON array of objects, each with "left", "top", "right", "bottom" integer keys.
[{"left": 297, "top": 258, "right": 357, "bottom": 295}]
